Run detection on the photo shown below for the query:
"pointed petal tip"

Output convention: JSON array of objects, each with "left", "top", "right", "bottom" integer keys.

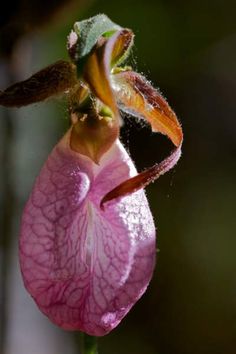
[{"left": 100, "top": 144, "right": 182, "bottom": 206}]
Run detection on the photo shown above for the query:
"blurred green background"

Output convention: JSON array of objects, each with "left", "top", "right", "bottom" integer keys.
[{"left": 0, "top": 0, "right": 235, "bottom": 353}]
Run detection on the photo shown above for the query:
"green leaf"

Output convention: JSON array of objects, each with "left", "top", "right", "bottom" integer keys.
[{"left": 74, "top": 14, "right": 121, "bottom": 60}]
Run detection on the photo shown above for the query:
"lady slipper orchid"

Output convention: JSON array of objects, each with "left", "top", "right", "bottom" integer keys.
[{"left": 0, "top": 14, "right": 183, "bottom": 336}]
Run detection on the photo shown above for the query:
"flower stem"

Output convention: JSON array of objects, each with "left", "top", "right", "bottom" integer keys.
[{"left": 80, "top": 333, "right": 98, "bottom": 354}]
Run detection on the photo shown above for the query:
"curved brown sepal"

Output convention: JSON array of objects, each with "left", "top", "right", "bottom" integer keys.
[
  {"left": 101, "top": 70, "right": 183, "bottom": 209},
  {"left": 100, "top": 145, "right": 181, "bottom": 209},
  {"left": 0, "top": 60, "right": 77, "bottom": 107}
]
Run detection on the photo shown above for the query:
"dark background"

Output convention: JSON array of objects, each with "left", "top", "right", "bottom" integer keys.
[{"left": 0, "top": 0, "right": 235, "bottom": 353}]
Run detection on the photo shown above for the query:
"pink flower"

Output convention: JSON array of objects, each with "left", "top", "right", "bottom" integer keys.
[
  {"left": 20, "top": 131, "right": 156, "bottom": 335},
  {"left": 0, "top": 15, "right": 183, "bottom": 335}
]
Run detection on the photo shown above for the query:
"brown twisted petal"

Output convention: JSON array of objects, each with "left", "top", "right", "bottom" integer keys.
[
  {"left": 100, "top": 145, "right": 181, "bottom": 208},
  {"left": 112, "top": 71, "right": 183, "bottom": 147},
  {"left": 0, "top": 60, "right": 77, "bottom": 107},
  {"left": 101, "top": 71, "right": 183, "bottom": 208}
]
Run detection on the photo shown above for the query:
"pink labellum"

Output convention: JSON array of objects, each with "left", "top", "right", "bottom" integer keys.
[{"left": 20, "top": 130, "right": 156, "bottom": 336}]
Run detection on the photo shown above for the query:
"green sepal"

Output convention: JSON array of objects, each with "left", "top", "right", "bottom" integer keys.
[{"left": 74, "top": 14, "right": 121, "bottom": 60}]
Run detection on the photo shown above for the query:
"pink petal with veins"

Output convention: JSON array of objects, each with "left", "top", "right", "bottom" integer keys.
[{"left": 20, "top": 130, "right": 156, "bottom": 336}]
